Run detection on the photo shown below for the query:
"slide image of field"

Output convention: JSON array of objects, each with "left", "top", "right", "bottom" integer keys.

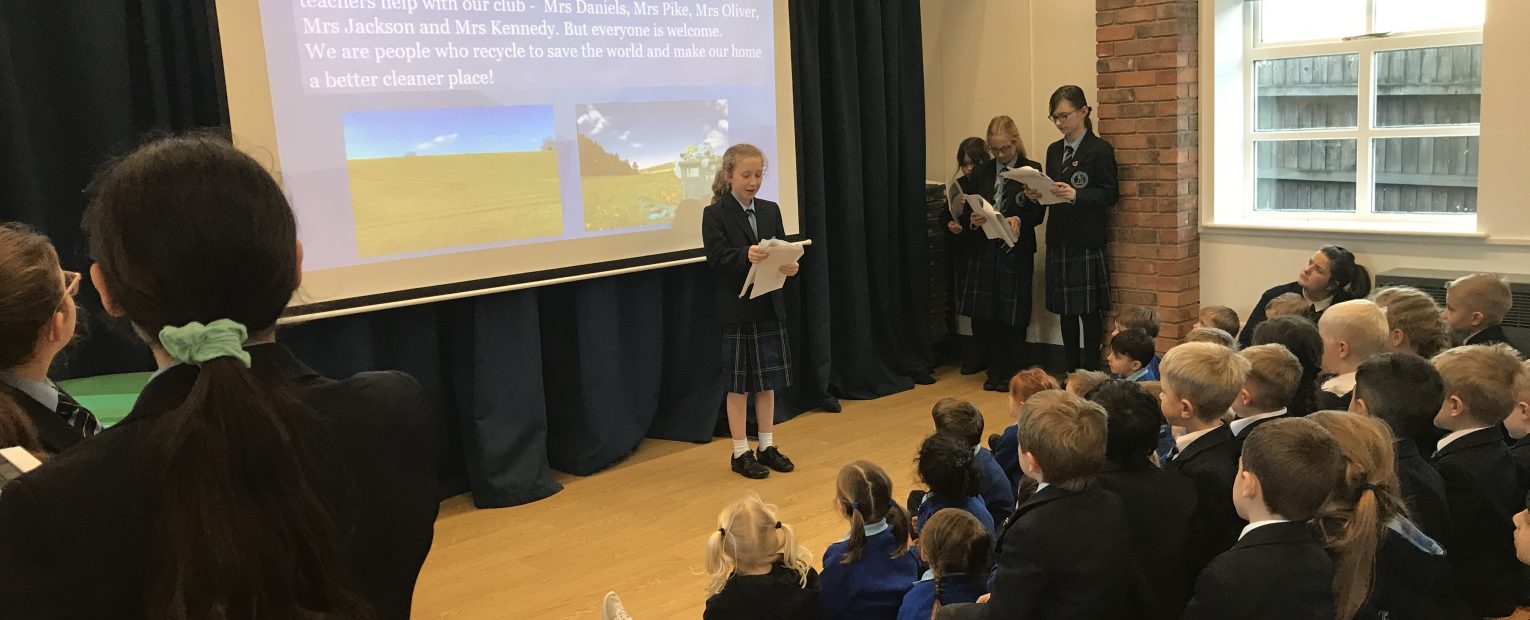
[
  {"left": 575, "top": 100, "right": 728, "bottom": 232},
  {"left": 342, "top": 105, "right": 561, "bottom": 258}
]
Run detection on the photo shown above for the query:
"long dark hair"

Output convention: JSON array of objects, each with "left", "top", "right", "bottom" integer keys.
[
  {"left": 1252, "top": 315, "right": 1324, "bottom": 417},
  {"left": 1049, "top": 85, "right": 1094, "bottom": 133},
  {"left": 85, "top": 135, "right": 367, "bottom": 618},
  {"left": 1319, "top": 245, "right": 1371, "bottom": 298}
]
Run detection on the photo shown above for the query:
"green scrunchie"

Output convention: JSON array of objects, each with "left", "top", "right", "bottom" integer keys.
[{"left": 158, "top": 319, "right": 252, "bottom": 368}]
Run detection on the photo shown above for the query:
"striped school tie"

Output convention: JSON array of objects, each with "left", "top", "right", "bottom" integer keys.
[{"left": 55, "top": 390, "right": 103, "bottom": 437}]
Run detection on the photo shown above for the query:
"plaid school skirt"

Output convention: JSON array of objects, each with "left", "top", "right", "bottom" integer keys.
[
  {"left": 722, "top": 320, "right": 793, "bottom": 394},
  {"left": 955, "top": 238, "right": 1033, "bottom": 326},
  {"left": 1045, "top": 244, "right": 1111, "bottom": 316}
]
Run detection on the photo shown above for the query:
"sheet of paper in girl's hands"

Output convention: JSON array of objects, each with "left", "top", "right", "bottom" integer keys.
[
  {"left": 966, "top": 196, "right": 1018, "bottom": 247},
  {"left": 740, "top": 238, "right": 810, "bottom": 299},
  {"left": 0, "top": 446, "right": 41, "bottom": 487},
  {"left": 946, "top": 170, "right": 967, "bottom": 219},
  {"left": 1000, "top": 166, "right": 1069, "bottom": 205}
]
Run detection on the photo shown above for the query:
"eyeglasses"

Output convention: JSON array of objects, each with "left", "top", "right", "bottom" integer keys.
[
  {"left": 988, "top": 144, "right": 1016, "bottom": 156},
  {"left": 1049, "top": 109, "right": 1081, "bottom": 123},
  {"left": 55, "top": 271, "right": 80, "bottom": 311}
]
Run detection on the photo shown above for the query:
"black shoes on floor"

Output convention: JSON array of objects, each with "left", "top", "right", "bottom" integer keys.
[{"left": 731, "top": 446, "right": 795, "bottom": 478}]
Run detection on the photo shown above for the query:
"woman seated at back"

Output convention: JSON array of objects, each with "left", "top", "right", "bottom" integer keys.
[
  {"left": 0, "top": 223, "right": 102, "bottom": 454},
  {"left": 1237, "top": 245, "right": 1370, "bottom": 348},
  {"left": 0, "top": 135, "right": 440, "bottom": 619}
]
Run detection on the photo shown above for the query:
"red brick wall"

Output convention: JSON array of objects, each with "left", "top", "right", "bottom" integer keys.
[{"left": 1095, "top": 0, "right": 1200, "bottom": 351}]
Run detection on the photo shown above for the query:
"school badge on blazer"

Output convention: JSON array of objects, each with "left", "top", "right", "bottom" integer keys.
[{"left": 1070, "top": 170, "right": 1089, "bottom": 188}]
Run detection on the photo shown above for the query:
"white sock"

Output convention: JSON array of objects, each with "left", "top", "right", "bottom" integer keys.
[
  {"left": 757, "top": 432, "right": 774, "bottom": 451},
  {"left": 732, "top": 439, "right": 750, "bottom": 457}
]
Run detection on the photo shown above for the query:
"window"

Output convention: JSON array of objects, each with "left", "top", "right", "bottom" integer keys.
[{"left": 1238, "top": 0, "right": 1483, "bottom": 225}]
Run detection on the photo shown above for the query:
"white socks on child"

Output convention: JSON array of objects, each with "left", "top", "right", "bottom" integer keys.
[
  {"left": 757, "top": 432, "right": 774, "bottom": 451},
  {"left": 732, "top": 439, "right": 750, "bottom": 458}
]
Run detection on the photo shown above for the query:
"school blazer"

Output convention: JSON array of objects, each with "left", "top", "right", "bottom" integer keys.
[
  {"left": 1465, "top": 324, "right": 1525, "bottom": 358},
  {"left": 1097, "top": 464, "right": 1198, "bottom": 620},
  {"left": 702, "top": 194, "right": 789, "bottom": 324},
  {"left": 1043, "top": 131, "right": 1119, "bottom": 250},
  {"left": 943, "top": 485, "right": 1134, "bottom": 620},
  {"left": 1180, "top": 521, "right": 1335, "bottom": 620},
  {"left": 1430, "top": 426, "right": 1524, "bottom": 617},
  {"left": 1163, "top": 424, "right": 1245, "bottom": 575},
  {"left": 0, "top": 343, "right": 440, "bottom": 620},
  {"left": 1237, "top": 281, "right": 1362, "bottom": 347},
  {"left": 961, "top": 158, "right": 1046, "bottom": 254},
  {"left": 1395, "top": 439, "right": 1453, "bottom": 550},
  {"left": 0, "top": 382, "right": 86, "bottom": 454}
]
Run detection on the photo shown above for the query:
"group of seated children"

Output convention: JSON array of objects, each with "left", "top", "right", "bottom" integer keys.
[{"left": 689, "top": 272, "right": 1530, "bottom": 620}]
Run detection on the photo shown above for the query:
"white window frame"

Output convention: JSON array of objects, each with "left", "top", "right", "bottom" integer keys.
[{"left": 1211, "top": 0, "right": 1483, "bottom": 232}]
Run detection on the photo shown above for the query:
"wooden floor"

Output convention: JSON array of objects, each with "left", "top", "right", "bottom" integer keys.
[{"left": 411, "top": 366, "right": 1008, "bottom": 619}]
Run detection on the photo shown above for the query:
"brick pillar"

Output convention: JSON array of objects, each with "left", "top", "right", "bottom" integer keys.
[{"left": 1095, "top": 0, "right": 1200, "bottom": 351}]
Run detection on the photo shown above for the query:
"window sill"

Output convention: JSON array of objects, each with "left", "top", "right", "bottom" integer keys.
[{"left": 1201, "top": 219, "right": 1486, "bottom": 242}]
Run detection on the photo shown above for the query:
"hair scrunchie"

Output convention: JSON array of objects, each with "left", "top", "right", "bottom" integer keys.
[{"left": 159, "top": 319, "right": 252, "bottom": 368}]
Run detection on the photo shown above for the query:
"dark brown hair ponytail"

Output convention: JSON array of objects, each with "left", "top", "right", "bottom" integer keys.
[{"left": 85, "top": 134, "right": 368, "bottom": 619}]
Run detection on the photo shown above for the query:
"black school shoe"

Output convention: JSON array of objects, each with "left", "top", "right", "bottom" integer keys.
[
  {"left": 756, "top": 446, "right": 795, "bottom": 472},
  {"left": 732, "top": 451, "right": 770, "bottom": 479}
]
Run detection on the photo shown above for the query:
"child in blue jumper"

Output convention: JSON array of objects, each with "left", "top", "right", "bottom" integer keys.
[{"left": 820, "top": 461, "right": 921, "bottom": 620}]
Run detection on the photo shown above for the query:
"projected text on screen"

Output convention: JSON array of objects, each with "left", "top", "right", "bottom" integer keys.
[{"left": 258, "top": 0, "right": 781, "bottom": 272}]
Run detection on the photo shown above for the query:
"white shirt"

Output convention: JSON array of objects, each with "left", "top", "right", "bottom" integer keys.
[
  {"left": 1240, "top": 519, "right": 1290, "bottom": 540},
  {"left": 1321, "top": 372, "right": 1357, "bottom": 397},
  {"left": 1230, "top": 408, "right": 1287, "bottom": 437},
  {"left": 1310, "top": 294, "right": 1335, "bottom": 313},
  {"left": 1436, "top": 426, "right": 1493, "bottom": 454},
  {"left": 1124, "top": 366, "right": 1150, "bottom": 382},
  {"left": 1035, "top": 481, "right": 1050, "bottom": 493},
  {"left": 1174, "top": 423, "right": 1221, "bottom": 453},
  {"left": 1062, "top": 134, "right": 1084, "bottom": 158}
]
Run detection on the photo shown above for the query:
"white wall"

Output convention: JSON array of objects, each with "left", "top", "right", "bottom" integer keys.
[
  {"left": 922, "top": 0, "right": 1097, "bottom": 343},
  {"left": 1200, "top": 0, "right": 1530, "bottom": 323}
]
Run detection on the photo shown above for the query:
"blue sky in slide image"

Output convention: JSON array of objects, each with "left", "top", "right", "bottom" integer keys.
[
  {"left": 342, "top": 105, "right": 555, "bottom": 160},
  {"left": 576, "top": 100, "right": 728, "bottom": 169}
]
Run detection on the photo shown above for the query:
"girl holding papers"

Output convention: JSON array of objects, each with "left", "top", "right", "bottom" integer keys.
[
  {"left": 961, "top": 116, "right": 1046, "bottom": 392},
  {"left": 701, "top": 144, "right": 799, "bottom": 480},
  {"left": 1027, "top": 85, "right": 1120, "bottom": 373}
]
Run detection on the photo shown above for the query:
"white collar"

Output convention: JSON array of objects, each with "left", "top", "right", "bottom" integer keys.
[
  {"left": 1321, "top": 372, "right": 1357, "bottom": 396},
  {"left": 1436, "top": 426, "right": 1492, "bottom": 454},
  {"left": 1174, "top": 423, "right": 1221, "bottom": 453},
  {"left": 1239, "top": 519, "right": 1290, "bottom": 540},
  {"left": 1124, "top": 366, "right": 1150, "bottom": 382},
  {"left": 834, "top": 519, "right": 889, "bottom": 543},
  {"left": 917, "top": 569, "right": 935, "bottom": 583},
  {"left": 1035, "top": 481, "right": 1050, "bottom": 493},
  {"left": 972, "top": 445, "right": 981, "bottom": 456},
  {"left": 1230, "top": 409, "right": 1287, "bottom": 437}
]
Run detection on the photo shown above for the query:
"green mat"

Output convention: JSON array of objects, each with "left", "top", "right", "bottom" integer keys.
[{"left": 56, "top": 372, "right": 153, "bottom": 428}]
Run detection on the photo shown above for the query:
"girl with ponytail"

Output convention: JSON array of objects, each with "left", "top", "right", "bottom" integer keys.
[
  {"left": 820, "top": 460, "right": 920, "bottom": 620},
  {"left": 0, "top": 134, "right": 439, "bottom": 619},
  {"left": 897, "top": 509, "right": 991, "bottom": 620},
  {"left": 702, "top": 492, "right": 819, "bottom": 619},
  {"left": 912, "top": 432, "right": 996, "bottom": 538},
  {"left": 1030, "top": 85, "right": 1120, "bottom": 373},
  {"left": 1238, "top": 245, "right": 1372, "bottom": 347},
  {"left": 1308, "top": 411, "right": 1468, "bottom": 619}
]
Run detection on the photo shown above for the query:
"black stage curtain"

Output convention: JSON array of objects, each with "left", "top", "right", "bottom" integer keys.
[{"left": 0, "top": 0, "right": 930, "bottom": 508}]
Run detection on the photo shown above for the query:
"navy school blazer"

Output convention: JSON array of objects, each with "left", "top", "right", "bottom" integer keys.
[
  {"left": 702, "top": 193, "right": 790, "bottom": 324},
  {"left": 1043, "top": 130, "right": 1118, "bottom": 250}
]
